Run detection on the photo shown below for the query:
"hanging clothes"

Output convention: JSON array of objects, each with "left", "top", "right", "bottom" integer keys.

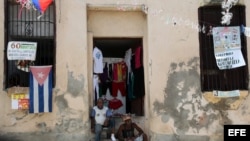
[
  {"left": 124, "top": 48, "right": 132, "bottom": 74},
  {"left": 112, "top": 61, "right": 127, "bottom": 82},
  {"left": 109, "top": 97, "right": 123, "bottom": 110},
  {"left": 112, "top": 81, "right": 126, "bottom": 97},
  {"left": 131, "top": 46, "right": 145, "bottom": 98},
  {"left": 133, "top": 66, "right": 145, "bottom": 98},
  {"left": 100, "top": 62, "right": 109, "bottom": 83},
  {"left": 93, "top": 74, "right": 100, "bottom": 104},
  {"left": 111, "top": 61, "right": 127, "bottom": 97},
  {"left": 93, "top": 47, "right": 103, "bottom": 73},
  {"left": 100, "top": 63, "right": 112, "bottom": 96},
  {"left": 127, "top": 72, "right": 135, "bottom": 100},
  {"left": 134, "top": 46, "right": 143, "bottom": 69}
]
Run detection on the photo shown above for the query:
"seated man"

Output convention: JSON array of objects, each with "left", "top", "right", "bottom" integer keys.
[
  {"left": 91, "top": 98, "right": 116, "bottom": 141},
  {"left": 116, "top": 114, "right": 148, "bottom": 141}
]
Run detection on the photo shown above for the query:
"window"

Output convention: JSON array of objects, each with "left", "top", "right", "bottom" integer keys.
[
  {"left": 198, "top": 5, "right": 248, "bottom": 92},
  {"left": 4, "top": 0, "right": 56, "bottom": 89}
]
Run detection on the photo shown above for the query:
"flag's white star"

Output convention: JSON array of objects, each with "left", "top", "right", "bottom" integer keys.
[{"left": 37, "top": 72, "right": 45, "bottom": 79}]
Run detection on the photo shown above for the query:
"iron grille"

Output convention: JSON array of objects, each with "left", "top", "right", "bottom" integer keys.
[
  {"left": 4, "top": 0, "right": 56, "bottom": 88},
  {"left": 198, "top": 5, "right": 248, "bottom": 92}
]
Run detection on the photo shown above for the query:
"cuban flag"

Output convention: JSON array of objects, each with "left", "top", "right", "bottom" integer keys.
[{"left": 29, "top": 65, "right": 53, "bottom": 113}]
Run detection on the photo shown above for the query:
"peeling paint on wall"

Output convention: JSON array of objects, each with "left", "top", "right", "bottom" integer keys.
[
  {"left": 53, "top": 70, "right": 88, "bottom": 133},
  {"left": 67, "top": 71, "right": 85, "bottom": 97},
  {"left": 153, "top": 57, "right": 228, "bottom": 135}
]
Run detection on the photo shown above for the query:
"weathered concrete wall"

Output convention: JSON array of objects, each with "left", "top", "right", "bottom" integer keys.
[
  {"left": 147, "top": 0, "right": 250, "bottom": 141},
  {"left": 0, "top": 0, "right": 250, "bottom": 141},
  {"left": 0, "top": 0, "right": 91, "bottom": 141}
]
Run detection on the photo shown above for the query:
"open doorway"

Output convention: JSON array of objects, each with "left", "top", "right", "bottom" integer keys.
[{"left": 93, "top": 37, "right": 145, "bottom": 116}]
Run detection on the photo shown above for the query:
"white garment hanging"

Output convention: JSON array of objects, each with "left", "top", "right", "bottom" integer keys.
[
  {"left": 124, "top": 48, "right": 132, "bottom": 73},
  {"left": 93, "top": 74, "right": 99, "bottom": 102},
  {"left": 93, "top": 47, "right": 103, "bottom": 73}
]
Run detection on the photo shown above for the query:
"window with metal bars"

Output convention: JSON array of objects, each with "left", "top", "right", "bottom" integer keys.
[
  {"left": 4, "top": 0, "right": 56, "bottom": 89},
  {"left": 198, "top": 5, "right": 248, "bottom": 92}
]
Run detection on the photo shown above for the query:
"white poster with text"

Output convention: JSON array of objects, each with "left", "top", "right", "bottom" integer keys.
[
  {"left": 213, "top": 26, "right": 246, "bottom": 70},
  {"left": 7, "top": 41, "right": 37, "bottom": 60}
]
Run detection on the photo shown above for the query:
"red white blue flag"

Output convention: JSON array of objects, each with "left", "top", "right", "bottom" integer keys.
[{"left": 29, "top": 65, "right": 53, "bottom": 113}]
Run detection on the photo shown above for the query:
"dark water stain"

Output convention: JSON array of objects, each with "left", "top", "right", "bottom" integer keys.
[
  {"left": 67, "top": 71, "right": 85, "bottom": 97},
  {"left": 153, "top": 57, "right": 228, "bottom": 134},
  {"left": 55, "top": 94, "right": 69, "bottom": 113}
]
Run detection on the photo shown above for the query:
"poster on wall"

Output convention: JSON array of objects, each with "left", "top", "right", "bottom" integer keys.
[
  {"left": 11, "top": 93, "right": 29, "bottom": 110},
  {"left": 7, "top": 41, "right": 37, "bottom": 61},
  {"left": 212, "top": 26, "right": 246, "bottom": 70}
]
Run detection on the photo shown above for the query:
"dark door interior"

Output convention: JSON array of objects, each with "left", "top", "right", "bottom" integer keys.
[{"left": 93, "top": 38, "right": 145, "bottom": 116}]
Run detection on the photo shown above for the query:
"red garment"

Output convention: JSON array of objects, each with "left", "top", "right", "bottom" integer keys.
[
  {"left": 134, "top": 46, "right": 142, "bottom": 69},
  {"left": 113, "top": 63, "right": 118, "bottom": 81},
  {"left": 112, "top": 81, "right": 126, "bottom": 97},
  {"left": 109, "top": 98, "right": 123, "bottom": 110}
]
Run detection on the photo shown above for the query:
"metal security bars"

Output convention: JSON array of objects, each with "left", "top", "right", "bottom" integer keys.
[
  {"left": 4, "top": 0, "right": 56, "bottom": 89},
  {"left": 198, "top": 5, "right": 248, "bottom": 92}
]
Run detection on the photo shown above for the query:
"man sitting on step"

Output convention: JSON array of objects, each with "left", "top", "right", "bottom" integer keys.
[{"left": 91, "top": 98, "right": 117, "bottom": 141}]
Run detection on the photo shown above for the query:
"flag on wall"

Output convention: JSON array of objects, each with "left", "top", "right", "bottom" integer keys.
[{"left": 29, "top": 65, "right": 53, "bottom": 113}]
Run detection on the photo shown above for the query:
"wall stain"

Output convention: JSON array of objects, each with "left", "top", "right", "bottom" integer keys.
[
  {"left": 36, "top": 122, "right": 51, "bottom": 133},
  {"left": 240, "top": 105, "right": 250, "bottom": 115},
  {"left": 67, "top": 71, "right": 85, "bottom": 97},
  {"left": 153, "top": 57, "right": 229, "bottom": 135},
  {"left": 53, "top": 70, "right": 87, "bottom": 133}
]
